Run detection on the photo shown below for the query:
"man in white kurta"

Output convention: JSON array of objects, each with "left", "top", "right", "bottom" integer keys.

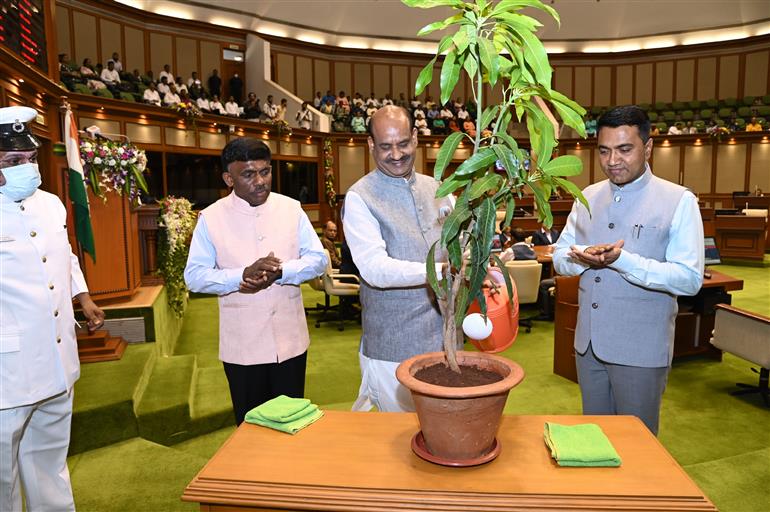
[
  {"left": 0, "top": 106, "right": 104, "bottom": 511},
  {"left": 184, "top": 137, "right": 326, "bottom": 424}
]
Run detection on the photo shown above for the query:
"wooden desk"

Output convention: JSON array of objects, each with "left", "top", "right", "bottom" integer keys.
[
  {"left": 715, "top": 214, "right": 767, "bottom": 260},
  {"left": 183, "top": 411, "right": 715, "bottom": 511},
  {"left": 553, "top": 269, "right": 744, "bottom": 383}
]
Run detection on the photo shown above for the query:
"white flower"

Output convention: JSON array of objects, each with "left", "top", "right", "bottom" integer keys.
[
  {"left": 108, "top": 159, "right": 116, "bottom": 166},
  {"left": 117, "top": 147, "right": 124, "bottom": 155},
  {"left": 93, "top": 157, "right": 102, "bottom": 164},
  {"left": 120, "top": 160, "right": 127, "bottom": 167}
]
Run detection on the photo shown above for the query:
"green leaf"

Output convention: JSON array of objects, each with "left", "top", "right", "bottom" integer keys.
[
  {"left": 447, "top": 237, "right": 462, "bottom": 269},
  {"left": 554, "top": 176, "right": 590, "bottom": 212},
  {"left": 425, "top": 242, "right": 445, "bottom": 301},
  {"left": 479, "top": 38, "right": 499, "bottom": 86},
  {"left": 454, "top": 286, "right": 470, "bottom": 326},
  {"left": 529, "top": 181, "right": 553, "bottom": 228},
  {"left": 418, "top": 13, "right": 464, "bottom": 35},
  {"left": 440, "top": 50, "right": 461, "bottom": 105},
  {"left": 494, "top": 12, "right": 542, "bottom": 31},
  {"left": 433, "top": 131, "right": 465, "bottom": 180},
  {"left": 491, "top": 253, "right": 513, "bottom": 303},
  {"left": 402, "top": 0, "right": 465, "bottom": 8},
  {"left": 468, "top": 173, "right": 503, "bottom": 200},
  {"left": 518, "top": 28, "right": 552, "bottom": 87},
  {"left": 455, "top": 146, "right": 497, "bottom": 176},
  {"left": 552, "top": 99, "right": 587, "bottom": 138},
  {"left": 548, "top": 89, "right": 585, "bottom": 115},
  {"left": 452, "top": 23, "right": 471, "bottom": 53},
  {"left": 543, "top": 155, "right": 583, "bottom": 177},
  {"left": 479, "top": 105, "right": 500, "bottom": 131},
  {"left": 440, "top": 201, "right": 471, "bottom": 247},
  {"left": 504, "top": 195, "right": 516, "bottom": 227},
  {"left": 132, "top": 166, "right": 149, "bottom": 193},
  {"left": 526, "top": 105, "right": 555, "bottom": 167},
  {"left": 436, "top": 175, "right": 470, "bottom": 197},
  {"left": 463, "top": 53, "right": 478, "bottom": 82},
  {"left": 479, "top": 196, "right": 497, "bottom": 248},
  {"left": 495, "top": 131, "right": 519, "bottom": 152},
  {"left": 492, "top": 144, "right": 518, "bottom": 183},
  {"left": 415, "top": 58, "right": 437, "bottom": 96},
  {"left": 492, "top": 0, "right": 560, "bottom": 26}
]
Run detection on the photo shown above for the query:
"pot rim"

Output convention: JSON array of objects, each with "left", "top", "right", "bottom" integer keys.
[{"left": 396, "top": 351, "right": 525, "bottom": 399}]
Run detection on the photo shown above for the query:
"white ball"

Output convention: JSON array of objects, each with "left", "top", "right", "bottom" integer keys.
[{"left": 462, "top": 313, "right": 493, "bottom": 340}]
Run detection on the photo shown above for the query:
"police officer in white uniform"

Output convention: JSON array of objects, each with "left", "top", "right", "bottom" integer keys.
[{"left": 0, "top": 106, "right": 105, "bottom": 511}]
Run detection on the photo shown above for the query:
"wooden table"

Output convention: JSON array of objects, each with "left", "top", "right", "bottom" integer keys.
[{"left": 183, "top": 411, "right": 715, "bottom": 511}]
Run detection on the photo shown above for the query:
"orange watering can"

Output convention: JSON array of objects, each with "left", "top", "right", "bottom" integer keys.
[{"left": 466, "top": 272, "right": 520, "bottom": 353}]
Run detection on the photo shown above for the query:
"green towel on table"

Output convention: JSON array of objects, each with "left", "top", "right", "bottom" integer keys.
[
  {"left": 244, "top": 395, "right": 323, "bottom": 434},
  {"left": 544, "top": 422, "right": 621, "bottom": 467}
]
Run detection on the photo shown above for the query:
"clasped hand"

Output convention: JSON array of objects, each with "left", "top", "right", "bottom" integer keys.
[
  {"left": 240, "top": 252, "right": 282, "bottom": 293},
  {"left": 568, "top": 239, "right": 624, "bottom": 268}
]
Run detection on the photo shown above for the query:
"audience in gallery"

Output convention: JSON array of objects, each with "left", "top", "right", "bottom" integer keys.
[{"left": 58, "top": 52, "right": 768, "bottom": 136}]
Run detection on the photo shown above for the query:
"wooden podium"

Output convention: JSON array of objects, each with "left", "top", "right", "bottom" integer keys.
[{"left": 183, "top": 410, "right": 715, "bottom": 511}]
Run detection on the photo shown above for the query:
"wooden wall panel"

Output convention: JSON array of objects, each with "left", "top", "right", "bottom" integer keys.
[
  {"left": 373, "top": 64, "right": 390, "bottom": 97},
  {"left": 72, "top": 11, "right": 97, "bottom": 64},
  {"left": 149, "top": 33, "right": 173, "bottom": 76},
  {"left": 56, "top": 6, "right": 71, "bottom": 59},
  {"left": 296, "top": 56, "right": 313, "bottom": 101},
  {"left": 682, "top": 145, "right": 712, "bottom": 194},
  {"left": 635, "top": 63, "right": 653, "bottom": 104},
  {"left": 749, "top": 142, "right": 770, "bottom": 192},
  {"left": 393, "top": 65, "right": 408, "bottom": 100},
  {"left": 594, "top": 66, "right": 612, "bottom": 106},
  {"left": 655, "top": 61, "right": 674, "bottom": 103},
  {"left": 715, "top": 144, "right": 747, "bottom": 192},
  {"left": 574, "top": 67, "right": 592, "bottom": 106},
  {"left": 99, "top": 19, "right": 121, "bottom": 65},
  {"left": 718, "top": 55, "right": 740, "bottom": 99},
  {"left": 124, "top": 26, "right": 145, "bottom": 74},
  {"left": 675, "top": 59, "right": 695, "bottom": 101},
  {"left": 616, "top": 65, "right": 633, "bottom": 106},
  {"left": 696, "top": 57, "right": 717, "bottom": 101},
  {"left": 200, "top": 41, "right": 221, "bottom": 79},
  {"left": 488, "top": 83, "right": 504, "bottom": 106},
  {"left": 744, "top": 50, "right": 769, "bottom": 97},
  {"left": 334, "top": 62, "right": 351, "bottom": 97},
  {"left": 565, "top": 148, "right": 592, "bottom": 189},
  {"left": 353, "top": 63, "right": 370, "bottom": 96},
  {"left": 414, "top": 145, "right": 424, "bottom": 173},
  {"left": 554, "top": 66, "right": 572, "bottom": 98},
  {"left": 314, "top": 60, "right": 330, "bottom": 95},
  {"left": 275, "top": 53, "right": 294, "bottom": 92},
  {"left": 175, "top": 37, "right": 198, "bottom": 80},
  {"left": 338, "top": 145, "right": 365, "bottom": 193},
  {"left": 652, "top": 146, "right": 679, "bottom": 183}
]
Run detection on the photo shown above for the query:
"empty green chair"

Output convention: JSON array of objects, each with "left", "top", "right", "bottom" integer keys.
[
  {"left": 656, "top": 122, "right": 667, "bottom": 133},
  {"left": 688, "top": 100, "right": 702, "bottom": 109},
  {"left": 694, "top": 120, "right": 705, "bottom": 132},
  {"left": 700, "top": 108, "right": 713, "bottom": 119},
  {"left": 681, "top": 110, "right": 694, "bottom": 120},
  {"left": 654, "top": 101, "right": 668, "bottom": 111},
  {"left": 638, "top": 103, "right": 652, "bottom": 111},
  {"left": 758, "top": 118, "right": 767, "bottom": 128},
  {"left": 757, "top": 106, "right": 770, "bottom": 117},
  {"left": 706, "top": 99, "right": 719, "bottom": 108},
  {"left": 737, "top": 106, "right": 752, "bottom": 118},
  {"left": 762, "top": 95, "right": 770, "bottom": 105},
  {"left": 672, "top": 101, "right": 687, "bottom": 111},
  {"left": 716, "top": 118, "right": 725, "bottom": 127},
  {"left": 120, "top": 92, "right": 135, "bottom": 102},
  {"left": 94, "top": 88, "right": 113, "bottom": 98},
  {"left": 590, "top": 106, "right": 603, "bottom": 116},
  {"left": 648, "top": 111, "right": 659, "bottom": 122},
  {"left": 662, "top": 111, "right": 677, "bottom": 122},
  {"left": 734, "top": 118, "right": 746, "bottom": 129},
  {"left": 73, "top": 83, "right": 91, "bottom": 95},
  {"left": 718, "top": 107, "right": 733, "bottom": 118},
  {"left": 742, "top": 96, "right": 755, "bottom": 106},
  {"left": 724, "top": 97, "right": 738, "bottom": 107}
]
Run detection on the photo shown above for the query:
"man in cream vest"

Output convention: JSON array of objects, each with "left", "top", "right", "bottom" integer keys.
[
  {"left": 344, "top": 106, "right": 454, "bottom": 412},
  {"left": 553, "top": 106, "right": 704, "bottom": 435},
  {"left": 184, "top": 138, "right": 326, "bottom": 424}
]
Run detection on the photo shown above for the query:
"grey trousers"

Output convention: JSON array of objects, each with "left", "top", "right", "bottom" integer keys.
[{"left": 575, "top": 343, "right": 670, "bottom": 435}]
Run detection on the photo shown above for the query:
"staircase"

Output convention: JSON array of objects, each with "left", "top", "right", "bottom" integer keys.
[{"left": 77, "top": 330, "right": 128, "bottom": 363}]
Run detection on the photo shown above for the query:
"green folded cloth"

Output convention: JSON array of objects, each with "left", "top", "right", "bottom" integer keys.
[
  {"left": 244, "top": 395, "right": 323, "bottom": 434},
  {"left": 544, "top": 422, "right": 622, "bottom": 467}
]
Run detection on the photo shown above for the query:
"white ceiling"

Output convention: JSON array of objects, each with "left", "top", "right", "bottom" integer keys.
[{"left": 121, "top": 0, "right": 770, "bottom": 52}]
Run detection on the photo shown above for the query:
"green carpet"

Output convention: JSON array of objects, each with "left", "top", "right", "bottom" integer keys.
[{"left": 68, "top": 260, "right": 770, "bottom": 511}]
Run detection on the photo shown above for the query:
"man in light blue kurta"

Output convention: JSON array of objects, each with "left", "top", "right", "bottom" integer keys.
[{"left": 553, "top": 105, "right": 704, "bottom": 435}]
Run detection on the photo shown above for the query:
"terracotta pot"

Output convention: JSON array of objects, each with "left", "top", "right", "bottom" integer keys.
[{"left": 396, "top": 351, "right": 525, "bottom": 463}]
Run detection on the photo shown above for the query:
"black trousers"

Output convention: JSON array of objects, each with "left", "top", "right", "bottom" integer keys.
[{"left": 223, "top": 351, "right": 307, "bottom": 425}]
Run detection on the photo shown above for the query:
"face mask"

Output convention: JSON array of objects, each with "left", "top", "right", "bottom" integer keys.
[{"left": 0, "top": 162, "right": 41, "bottom": 201}]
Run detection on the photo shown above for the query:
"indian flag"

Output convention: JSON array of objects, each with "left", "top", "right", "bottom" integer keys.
[{"left": 64, "top": 108, "right": 96, "bottom": 261}]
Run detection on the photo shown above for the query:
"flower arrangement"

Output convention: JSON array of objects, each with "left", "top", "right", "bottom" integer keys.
[
  {"left": 323, "top": 138, "right": 337, "bottom": 208},
  {"left": 268, "top": 119, "right": 293, "bottom": 137},
  {"left": 157, "top": 196, "right": 197, "bottom": 318},
  {"left": 80, "top": 137, "right": 149, "bottom": 205},
  {"left": 173, "top": 101, "right": 203, "bottom": 122},
  {"left": 709, "top": 126, "right": 730, "bottom": 142}
]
